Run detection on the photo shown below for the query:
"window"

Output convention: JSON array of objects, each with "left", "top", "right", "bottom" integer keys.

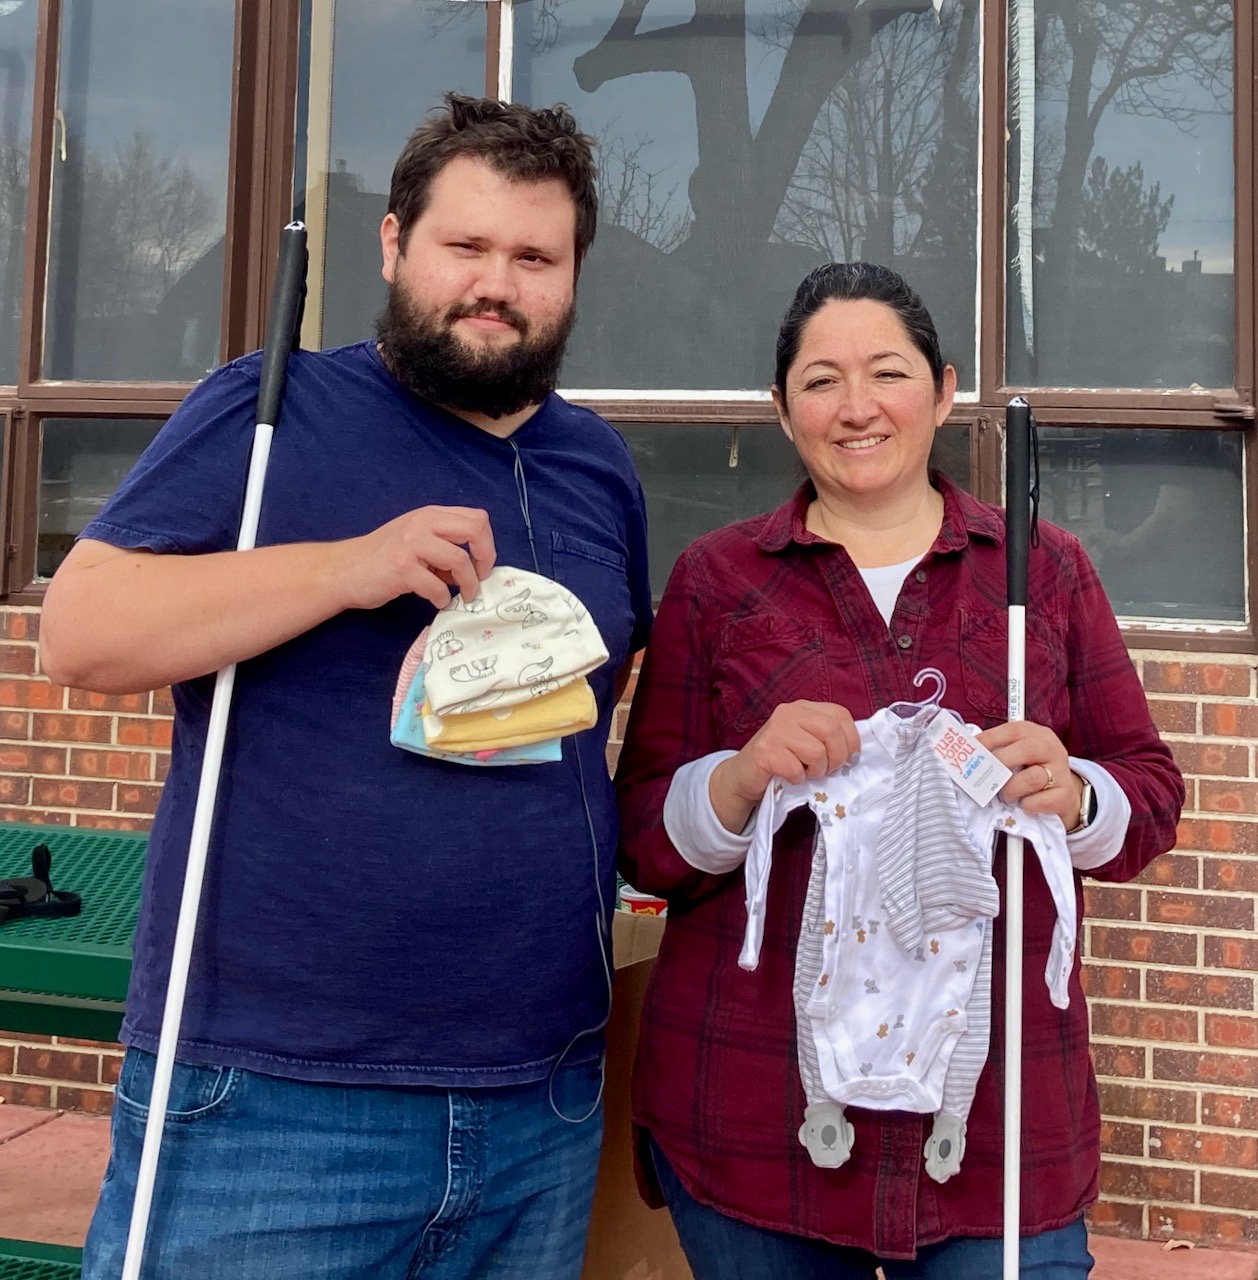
[
  {"left": 0, "top": 1, "right": 294, "bottom": 595},
  {"left": 515, "top": 0, "right": 981, "bottom": 393},
  {"left": 0, "top": 0, "right": 1246, "bottom": 646},
  {"left": 43, "top": 0, "right": 235, "bottom": 382}
]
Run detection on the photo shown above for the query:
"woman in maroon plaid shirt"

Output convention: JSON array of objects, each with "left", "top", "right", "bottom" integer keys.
[{"left": 616, "top": 263, "right": 1183, "bottom": 1279}]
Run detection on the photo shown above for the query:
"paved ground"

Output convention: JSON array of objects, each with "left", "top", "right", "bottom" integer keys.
[{"left": 1, "top": 1104, "right": 1255, "bottom": 1276}]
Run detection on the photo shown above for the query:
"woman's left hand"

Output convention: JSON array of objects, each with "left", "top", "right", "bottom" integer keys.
[{"left": 976, "top": 720, "right": 1084, "bottom": 828}]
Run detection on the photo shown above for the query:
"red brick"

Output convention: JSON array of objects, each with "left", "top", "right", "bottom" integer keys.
[
  {"left": 1174, "top": 818, "right": 1258, "bottom": 854},
  {"left": 1198, "top": 779, "right": 1258, "bottom": 815},
  {"left": 1200, "top": 1171, "right": 1258, "bottom": 1211},
  {"left": 1154, "top": 1049, "right": 1258, "bottom": 1088},
  {"left": 0, "top": 774, "right": 31, "bottom": 805},
  {"left": 56, "top": 1037, "right": 122, "bottom": 1050},
  {"left": 1146, "top": 1205, "right": 1258, "bottom": 1246},
  {"left": 16, "top": 1045, "right": 100, "bottom": 1083},
  {"left": 34, "top": 747, "right": 67, "bottom": 774},
  {"left": 604, "top": 743, "right": 621, "bottom": 772},
  {"left": 0, "top": 611, "right": 38, "bottom": 640},
  {"left": 1145, "top": 661, "right": 1250, "bottom": 697},
  {"left": 1202, "top": 858, "right": 1258, "bottom": 893},
  {"left": 117, "top": 784, "right": 163, "bottom": 815},
  {"left": 0, "top": 1044, "right": 13, "bottom": 1074},
  {"left": 31, "top": 778, "right": 115, "bottom": 810},
  {"left": 152, "top": 687, "right": 175, "bottom": 716},
  {"left": 1205, "top": 1014, "right": 1258, "bottom": 1050},
  {"left": 0, "top": 709, "right": 29, "bottom": 738},
  {"left": 74, "top": 813, "right": 150, "bottom": 832},
  {"left": 155, "top": 754, "right": 170, "bottom": 783},
  {"left": 1083, "top": 885, "right": 1141, "bottom": 922},
  {"left": 1137, "top": 854, "right": 1200, "bottom": 889},
  {"left": 1150, "top": 1125, "right": 1258, "bottom": 1168},
  {"left": 69, "top": 748, "right": 153, "bottom": 782},
  {"left": 32, "top": 712, "right": 112, "bottom": 744},
  {"left": 1088, "top": 926, "right": 1196, "bottom": 967},
  {"left": 1147, "top": 891, "right": 1254, "bottom": 931},
  {"left": 1170, "top": 741, "right": 1250, "bottom": 778},
  {"left": 0, "top": 808, "right": 70, "bottom": 825},
  {"left": 1148, "top": 698, "right": 1197, "bottom": 734},
  {"left": 1202, "top": 702, "right": 1258, "bottom": 738},
  {"left": 1095, "top": 1085, "right": 1197, "bottom": 1126},
  {"left": 100, "top": 1054, "right": 122, "bottom": 1085},
  {"left": 1099, "top": 1158, "right": 1195, "bottom": 1202},
  {"left": 67, "top": 688, "right": 149, "bottom": 713},
  {"left": 115, "top": 717, "right": 172, "bottom": 749},
  {"left": 1202, "top": 1092, "right": 1258, "bottom": 1130},
  {"left": 1080, "top": 963, "right": 1141, "bottom": 1001},
  {"left": 1147, "top": 970, "right": 1253, "bottom": 1009},
  {"left": 1204, "top": 935, "right": 1258, "bottom": 971},
  {"left": 612, "top": 707, "right": 629, "bottom": 741},
  {"left": 1085, "top": 1200, "right": 1145, "bottom": 1235},
  {"left": 1091, "top": 1004, "right": 1198, "bottom": 1044},
  {"left": 0, "top": 1080, "right": 52, "bottom": 1107},
  {"left": 1098, "top": 1119, "right": 1144, "bottom": 1158},
  {"left": 0, "top": 644, "right": 37, "bottom": 675},
  {"left": 57, "top": 1086, "right": 114, "bottom": 1115},
  {"left": 1093, "top": 1043, "right": 1147, "bottom": 1079},
  {"left": 0, "top": 744, "right": 66, "bottom": 774},
  {"left": 0, "top": 678, "right": 66, "bottom": 709}
]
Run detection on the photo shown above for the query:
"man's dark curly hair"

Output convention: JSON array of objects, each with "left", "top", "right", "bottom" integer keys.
[{"left": 388, "top": 92, "right": 598, "bottom": 268}]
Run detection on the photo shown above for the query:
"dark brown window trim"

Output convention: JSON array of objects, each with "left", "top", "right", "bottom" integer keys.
[{"left": 17, "top": 0, "right": 59, "bottom": 394}]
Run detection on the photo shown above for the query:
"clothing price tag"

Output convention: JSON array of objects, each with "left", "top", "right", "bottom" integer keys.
[{"left": 924, "top": 715, "right": 1012, "bottom": 807}]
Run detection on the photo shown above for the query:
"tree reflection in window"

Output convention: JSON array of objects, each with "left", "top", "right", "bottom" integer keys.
[
  {"left": 519, "top": 0, "right": 978, "bottom": 391},
  {"left": 1006, "top": 0, "right": 1233, "bottom": 389}
]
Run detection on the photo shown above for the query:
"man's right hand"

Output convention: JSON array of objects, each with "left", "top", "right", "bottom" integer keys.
[
  {"left": 41, "top": 507, "right": 497, "bottom": 695},
  {"left": 336, "top": 506, "right": 496, "bottom": 611},
  {"left": 708, "top": 701, "right": 860, "bottom": 835}
]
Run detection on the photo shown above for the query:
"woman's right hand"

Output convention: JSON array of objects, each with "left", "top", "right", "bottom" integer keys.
[{"left": 709, "top": 701, "right": 861, "bottom": 835}]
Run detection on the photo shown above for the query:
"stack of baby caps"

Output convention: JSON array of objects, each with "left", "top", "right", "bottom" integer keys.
[{"left": 391, "top": 565, "right": 609, "bottom": 766}]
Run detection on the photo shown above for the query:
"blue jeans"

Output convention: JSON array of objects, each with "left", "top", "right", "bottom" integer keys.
[
  {"left": 83, "top": 1048, "right": 603, "bottom": 1279},
  {"left": 650, "top": 1136, "right": 1093, "bottom": 1279}
]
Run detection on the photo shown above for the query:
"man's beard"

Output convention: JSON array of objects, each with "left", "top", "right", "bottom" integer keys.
[{"left": 375, "top": 281, "right": 576, "bottom": 420}]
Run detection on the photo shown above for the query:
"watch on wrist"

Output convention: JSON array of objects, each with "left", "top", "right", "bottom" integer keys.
[{"left": 1067, "top": 777, "right": 1096, "bottom": 835}]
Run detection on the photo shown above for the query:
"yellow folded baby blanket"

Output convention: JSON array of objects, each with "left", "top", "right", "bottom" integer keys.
[{"left": 424, "top": 677, "right": 597, "bottom": 752}]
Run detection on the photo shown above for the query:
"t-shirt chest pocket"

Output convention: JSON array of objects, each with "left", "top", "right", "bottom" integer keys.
[
  {"left": 549, "top": 532, "right": 634, "bottom": 673},
  {"left": 713, "top": 615, "right": 832, "bottom": 742}
]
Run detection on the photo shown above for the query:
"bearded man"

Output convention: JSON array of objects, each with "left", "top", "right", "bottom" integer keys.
[{"left": 42, "top": 94, "right": 652, "bottom": 1280}]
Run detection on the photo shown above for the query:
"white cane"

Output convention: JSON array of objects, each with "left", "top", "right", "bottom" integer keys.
[
  {"left": 1003, "top": 395, "right": 1033, "bottom": 1280},
  {"left": 121, "top": 221, "right": 309, "bottom": 1280}
]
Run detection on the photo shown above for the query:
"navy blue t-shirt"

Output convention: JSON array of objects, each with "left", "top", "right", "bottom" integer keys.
[{"left": 82, "top": 342, "right": 653, "bottom": 1085}]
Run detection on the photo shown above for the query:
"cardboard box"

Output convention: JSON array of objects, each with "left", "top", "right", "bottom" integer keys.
[{"left": 580, "top": 912, "right": 695, "bottom": 1280}]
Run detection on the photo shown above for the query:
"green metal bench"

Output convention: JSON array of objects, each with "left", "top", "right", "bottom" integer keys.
[{"left": 0, "top": 822, "right": 148, "bottom": 1280}]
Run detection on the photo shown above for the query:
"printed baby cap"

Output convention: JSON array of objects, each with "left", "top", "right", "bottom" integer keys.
[
  {"left": 422, "top": 566, "right": 609, "bottom": 718},
  {"left": 391, "top": 628, "right": 562, "bottom": 767}
]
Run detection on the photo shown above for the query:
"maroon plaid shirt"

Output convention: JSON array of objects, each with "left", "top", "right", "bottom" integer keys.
[{"left": 616, "top": 476, "right": 1183, "bottom": 1259}]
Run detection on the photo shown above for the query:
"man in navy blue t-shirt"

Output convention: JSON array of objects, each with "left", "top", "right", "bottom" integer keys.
[{"left": 42, "top": 94, "right": 653, "bottom": 1280}]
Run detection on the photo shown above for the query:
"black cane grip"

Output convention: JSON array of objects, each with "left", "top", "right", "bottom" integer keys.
[
  {"left": 1006, "top": 397, "right": 1032, "bottom": 608},
  {"left": 256, "top": 221, "right": 308, "bottom": 429}
]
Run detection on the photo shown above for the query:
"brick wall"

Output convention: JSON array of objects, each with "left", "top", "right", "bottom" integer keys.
[
  {"left": 1083, "top": 654, "right": 1258, "bottom": 1247},
  {"left": 1, "top": 608, "right": 1255, "bottom": 1247}
]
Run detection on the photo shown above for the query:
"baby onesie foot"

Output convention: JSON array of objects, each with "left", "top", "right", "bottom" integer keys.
[
  {"left": 798, "top": 1101, "right": 855, "bottom": 1169},
  {"left": 924, "top": 1112, "right": 967, "bottom": 1183}
]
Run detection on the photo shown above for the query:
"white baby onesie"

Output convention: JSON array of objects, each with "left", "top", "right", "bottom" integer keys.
[{"left": 740, "top": 704, "right": 1077, "bottom": 1181}]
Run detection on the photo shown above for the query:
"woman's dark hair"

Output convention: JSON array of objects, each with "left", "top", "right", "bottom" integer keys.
[
  {"left": 774, "top": 262, "right": 945, "bottom": 393},
  {"left": 389, "top": 92, "right": 598, "bottom": 267}
]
